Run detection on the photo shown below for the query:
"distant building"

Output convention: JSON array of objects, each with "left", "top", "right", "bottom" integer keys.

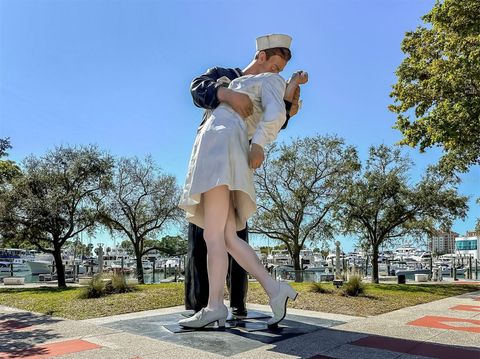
[
  {"left": 429, "top": 230, "right": 459, "bottom": 255},
  {"left": 466, "top": 231, "right": 480, "bottom": 237},
  {"left": 455, "top": 232, "right": 479, "bottom": 260}
]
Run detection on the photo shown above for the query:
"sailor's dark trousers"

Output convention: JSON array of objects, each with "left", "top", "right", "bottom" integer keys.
[{"left": 184, "top": 223, "right": 248, "bottom": 312}]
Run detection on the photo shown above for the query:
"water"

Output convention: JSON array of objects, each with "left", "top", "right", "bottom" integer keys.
[{"left": 129, "top": 269, "right": 184, "bottom": 284}]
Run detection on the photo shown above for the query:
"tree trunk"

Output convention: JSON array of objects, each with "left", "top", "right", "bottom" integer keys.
[
  {"left": 371, "top": 243, "right": 379, "bottom": 284},
  {"left": 135, "top": 248, "right": 144, "bottom": 284},
  {"left": 53, "top": 244, "right": 66, "bottom": 288},
  {"left": 292, "top": 249, "right": 302, "bottom": 282}
]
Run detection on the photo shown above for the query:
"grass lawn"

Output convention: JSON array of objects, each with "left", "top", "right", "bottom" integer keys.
[
  {"left": 248, "top": 282, "right": 480, "bottom": 317},
  {"left": 0, "top": 281, "right": 478, "bottom": 320},
  {"left": 0, "top": 283, "right": 184, "bottom": 320}
]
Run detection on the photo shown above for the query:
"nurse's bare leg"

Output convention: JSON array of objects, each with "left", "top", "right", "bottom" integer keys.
[
  {"left": 223, "top": 196, "right": 278, "bottom": 298},
  {"left": 202, "top": 185, "right": 230, "bottom": 310},
  {"left": 224, "top": 196, "right": 297, "bottom": 325}
]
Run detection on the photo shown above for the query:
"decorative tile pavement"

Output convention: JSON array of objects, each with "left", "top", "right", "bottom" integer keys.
[
  {"left": 408, "top": 315, "right": 480, "bottom": 333},
  {"left": 449, "top": 304, "right": 480, "bottom": 312},
  {"left": 350, "top": 335, "right": 480, "bottom": 359},
  {"left": 0, "top": 339, "right": 101, "bottom": 359}
]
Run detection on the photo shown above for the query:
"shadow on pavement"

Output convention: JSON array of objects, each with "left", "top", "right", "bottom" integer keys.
[{"left": 0, "top": 312, "right": 62, "bottom": 357}]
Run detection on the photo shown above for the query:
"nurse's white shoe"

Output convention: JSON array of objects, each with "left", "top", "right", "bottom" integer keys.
[
  {"left": 267, "top": 282, "right": 298, "bottom": 326},
  {"left": 178, "top": 305, "right": 228, "bottom": 329}
]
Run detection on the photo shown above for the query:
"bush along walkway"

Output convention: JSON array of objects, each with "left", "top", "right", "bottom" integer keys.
[{"left": 0, "top": 289, "right": 479, "bottom": 358}]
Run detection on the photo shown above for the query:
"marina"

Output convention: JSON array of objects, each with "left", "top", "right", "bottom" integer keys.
[{"left": 2, "top": 232, "right": 479, "bottom": 285}]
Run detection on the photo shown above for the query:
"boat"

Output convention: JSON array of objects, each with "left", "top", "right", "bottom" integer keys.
[
  {"left": 0, "top": 259, "right": 29, "bottom": 273},
  {"left": 27, "top": 260, "right": 53, "bottom": 275},
  {"left": 267, "top": 249, "right": 293, "bottom": 266},
  {"left": 411, "top": 251, "right": 432, "bottom": 264},
  {"left": 164, "top": 257, "right": 180, "bottom": 268},
  {"left": 388, "top": 260, "right": 424, "bottom": 275},
  {"left": 142, "top": 260, "right": 153, "bottom": 271},
  {"left": 26, "top": 253, "right": 54, "bottom": 275},
  {"left": 393, "top": 247, "right": 417, "bottom": 260},
  {"left": 0, "top": 248, "right": 34, "bottom": 272},
  {"left": 0, "top": 261, "right": 17, "bottom": 273},
  {"left": 299, "top": 249, "right": 316, "bottom": 268}
]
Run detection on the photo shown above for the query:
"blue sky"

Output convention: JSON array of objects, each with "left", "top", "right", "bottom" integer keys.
[{"left": 0, "top": 0, "right": 478, "bottom": 252}]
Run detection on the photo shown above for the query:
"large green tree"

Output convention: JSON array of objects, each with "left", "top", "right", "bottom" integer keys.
[
  {"left": 1, "top": 145, "right": 113, "bottom": 287},
  {"left": 0, "top": 138, "right": 23, "bottom": 247},
  {"left": 251, "top": 135, "right": 359, "bottom": 277},
  {"left": 389, "top": 0, "right": 480, "bottom": 172},
  {"left": 336, "top": 145, "right": 468, "bottom": 283},
  {"left": 98, "top": 157, "right": 182, "bottom": 284}
]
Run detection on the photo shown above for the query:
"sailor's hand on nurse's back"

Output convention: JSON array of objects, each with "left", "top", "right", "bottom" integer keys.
[
  {"left": 249, "top": 143, "right": 265, "bottom": 169},
  {"left": 217, "top": 87, "right": 253, "bottom": 119}
]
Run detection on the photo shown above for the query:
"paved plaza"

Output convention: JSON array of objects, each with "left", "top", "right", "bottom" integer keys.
[{"left": 0, "top": 289, "right": 479, "bottom": 358}]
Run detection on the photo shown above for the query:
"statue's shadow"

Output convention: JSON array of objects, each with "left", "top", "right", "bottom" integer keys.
[{"left": 102, "top": 310, "right": 345, "bottom": 357}]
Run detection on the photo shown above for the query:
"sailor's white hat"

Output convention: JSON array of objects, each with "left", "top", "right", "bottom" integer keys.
[{"left": 256, "top": 34, "right": 292, "bottom": 51}]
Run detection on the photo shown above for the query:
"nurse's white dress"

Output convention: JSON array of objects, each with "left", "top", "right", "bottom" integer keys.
[{"left": 179, "top": 72, "right": 287, "bottom": 231}]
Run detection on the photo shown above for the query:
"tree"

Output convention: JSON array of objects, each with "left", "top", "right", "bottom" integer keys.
[
  {"left": 389, "top": 0, "right": 480, "bottom": 173},
  {"left": 0, "top": 138, "right": 23, "bottom": 247},
  {"left": 250, "top": 135, "right": 359, "bottom": 278},
  {"left": 85, "top": 243, "right": 94, "bottom": 257},
  {"left": 142, "top": 235, "right": 187, "bottom": 258},
  {"left": 64, "top": 240, "right": 92, "bottom": 259},
  {"left": 98, "top": 157, "right": 182, "bottom": 284},
  {"left": 1, "top": 145, "right": 113, "bottom": 287},
  {"left": 336, "top": 145, "right": 468, "bottom": 283},
  {"left": 0, "top": 138, "right": 21, "bottom": 184},
  {"left": 120, "top": 239, "right": 134, "bottom": 254}
]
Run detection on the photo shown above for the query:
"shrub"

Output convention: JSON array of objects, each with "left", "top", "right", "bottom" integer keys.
[
  {"left": 109, "top": 272, "right": 135, "bottom": 293},
  {"left": 79, "top": 273, "right": 135, "bottom": 299},
  {"left": 308, "top": 282, "right": 331, "bottom": 294},
  {"left": 79, "top": 274, "right": 106, "bottom": 299},
  {"left": 342, "top": 275, "right": 365, "bottom": 297}
]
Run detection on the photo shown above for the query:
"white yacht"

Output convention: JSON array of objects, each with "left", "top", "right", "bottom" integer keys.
[
  {"left": 27, "top": 252, "right": 54, "bottom": 274},
  {"left": 267, "top": 250, "right": 292, "bottom": 265},
  {"left": 0, "top": 248, "right": 33, "bottom": 272},
  {"left": 411, "top": 251, "right": 432, "bottom": 264},
  {"left": 0, "top": 261, "right": 29, "bottom": 273},
  {"left": 299, "top": 249, "right": 316, "bottom": 268},
  {"left": 393, "top": 247, "right": 417, "bottom": 260},
  {"left": 0, "top": 249, "right": 53, "bottom": 275}
]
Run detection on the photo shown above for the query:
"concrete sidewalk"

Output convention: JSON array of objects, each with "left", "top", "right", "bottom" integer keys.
[{"left": 0, "top": 290, "right": 479, "bottom": 359}]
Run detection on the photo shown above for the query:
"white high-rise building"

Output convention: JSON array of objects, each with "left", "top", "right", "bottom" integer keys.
[{"left": 455, "top": 231, "right": 479, "bottom": 260}]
